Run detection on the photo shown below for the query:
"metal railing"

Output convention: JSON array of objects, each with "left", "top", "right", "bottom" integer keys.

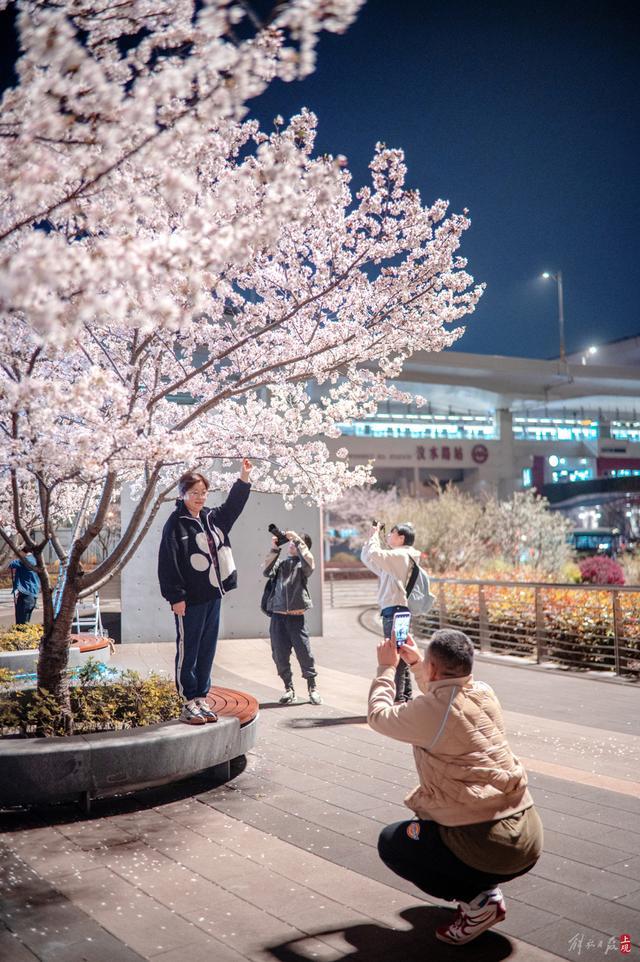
[{"left": 324, "top": 569, "right": 640, "bottom": 679}]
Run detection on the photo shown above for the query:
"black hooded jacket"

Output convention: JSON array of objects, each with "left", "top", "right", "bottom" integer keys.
[{"left": 158, "top": 478, "right": 250, "bottom": 606}]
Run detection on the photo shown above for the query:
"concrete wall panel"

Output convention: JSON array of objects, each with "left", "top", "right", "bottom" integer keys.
[{"left": 121, "top": 485, "right": 322, "bottom": 644}]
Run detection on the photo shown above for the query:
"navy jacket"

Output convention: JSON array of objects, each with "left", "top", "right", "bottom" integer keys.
[
  {"left": 158, "top": 479, "right": 250, "bottom": 606},
  {"left": 10, "top": 555, "right": 40, "bottom": 596}
]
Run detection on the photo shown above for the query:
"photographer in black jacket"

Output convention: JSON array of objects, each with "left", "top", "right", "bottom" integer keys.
[
  {"left": 158, "top": 459, "right": 252, "bottom": 724},
  {"left": 263, "top": 529, "right": 322, "bottom": 706}
]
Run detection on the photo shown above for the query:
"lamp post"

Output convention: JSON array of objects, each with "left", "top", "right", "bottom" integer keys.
[
  {"left": 581, "top": 345, "right": 598, "bottom": 365},
  {"left": 542, "top": 270, "right": 565, "bottom": 363}
]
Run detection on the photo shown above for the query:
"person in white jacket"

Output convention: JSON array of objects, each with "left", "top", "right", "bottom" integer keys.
[{"left": 361, "top": 521, "right": 422, "bottom": 702}]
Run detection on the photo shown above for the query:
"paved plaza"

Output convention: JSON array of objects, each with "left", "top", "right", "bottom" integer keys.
[{"left": 1, "top": 606, "right": 640, "bottom": 962}]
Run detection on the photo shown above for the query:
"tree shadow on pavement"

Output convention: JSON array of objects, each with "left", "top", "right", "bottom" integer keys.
[
  {"left": 267, "top": 905, "right": 514, "bottom": 962},
  {"left": 284, "top": 715, "right": 368, "bottom": 728}
]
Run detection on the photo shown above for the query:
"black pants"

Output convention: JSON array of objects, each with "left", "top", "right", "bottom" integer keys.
[
  {"left": 14, "top": 592, "right": 37, "bottom": 624},
  {"left": 382, "top": 607, "right": 412, "bottom": 701},
  {"left": 174, "top": 598, "right": 221, "bottom": 702},
  {"left": 270, "top": 614, "right": 317, "bottom": 688},
  {"left": 378, "top": 820, "right": 535, "bottom": 904}
]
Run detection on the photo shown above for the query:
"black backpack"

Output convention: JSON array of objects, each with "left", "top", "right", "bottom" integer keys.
[{"left": 261, "top": 572, "right": 277, "bottom": 617}]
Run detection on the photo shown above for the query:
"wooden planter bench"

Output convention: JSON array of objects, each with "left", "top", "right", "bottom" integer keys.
[{"left": 0, "top": 686, "right": 259, "bottom": 813}]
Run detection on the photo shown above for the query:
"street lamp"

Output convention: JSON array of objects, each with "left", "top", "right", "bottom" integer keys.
[
  {"left": 581, "top": 344, "right": 598, "bottom": 365},
  {"left": 541, "top": 270, "right": 565, "bottom": 363}
]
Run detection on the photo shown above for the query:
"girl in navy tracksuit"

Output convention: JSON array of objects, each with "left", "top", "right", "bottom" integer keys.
[{"left": 158, "top": 460, "right": 252, "bottom": 724}]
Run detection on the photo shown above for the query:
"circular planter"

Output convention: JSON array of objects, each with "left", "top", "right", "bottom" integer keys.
[
  {"left": 0, "top": 634, "right": 112, "bottom": 675},
  {"left": 0, "top": 686, "right": 259, "bottom": 812}
]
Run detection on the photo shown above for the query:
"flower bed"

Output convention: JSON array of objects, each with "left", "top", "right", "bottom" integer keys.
[
  {"left": 415, "top": 580, "right": 640, "bottom": 677},
  {"left": 1, "top": 661, "right": 181, "bottom": 736},
  {"left": 0, "top": 623, "right": 43, "bottom": 652}
]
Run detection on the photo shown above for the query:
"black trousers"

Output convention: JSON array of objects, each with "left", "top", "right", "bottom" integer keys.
[
  {"left": 270, "top": 614, "right": 317, "bottom": 688},
  {"left": 378, "top": 820, "right": 535, "bottom": 904},
  {"left": 174, "top": 598, "right": 221, "bottom": 702},
  {"left": 14, "top": 592, "right": 37, "bottom": 624},
  {"left": 382, "top": 607, "right": 413, "bottom": 701}
]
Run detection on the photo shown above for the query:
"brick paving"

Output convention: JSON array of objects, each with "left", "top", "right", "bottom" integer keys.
[{"left": 1, "top": 607, "right": 639, "bottom": 961}]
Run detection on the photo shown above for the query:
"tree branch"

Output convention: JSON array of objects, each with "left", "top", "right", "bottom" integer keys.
[
  {"left": 78, "top": 462, "right": 164, "bottom": 592},
  {"left": 146, "top": 249, "right": 369, "bottom": 408},
  {"left": 79, "top": 478, "right": 177, "bottom": 597}
]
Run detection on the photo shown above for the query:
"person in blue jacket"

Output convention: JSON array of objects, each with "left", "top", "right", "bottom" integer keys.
[
  {"left": 9, "top": 552, "right": 40, "bottom": 624},
  {"left": 158, "top": 459, "right": 252, "bottom": 725}
]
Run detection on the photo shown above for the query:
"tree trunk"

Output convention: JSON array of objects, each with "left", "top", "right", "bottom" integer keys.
[{"left": 36, "top": 587, "right": 77, "bottom": 733}]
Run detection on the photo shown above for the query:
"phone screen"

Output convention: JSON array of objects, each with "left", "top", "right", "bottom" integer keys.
[{"left": 392, "top": 611, "right": 411, "bottom": 647}]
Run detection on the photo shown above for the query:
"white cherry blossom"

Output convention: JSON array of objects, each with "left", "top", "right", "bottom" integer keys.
[{"left": 0, "top": 0, "right": 483, "bottom": 717}]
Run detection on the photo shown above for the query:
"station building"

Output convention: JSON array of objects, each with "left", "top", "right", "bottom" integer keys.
[{"left": 324, "top": 335, "right": 640, "bottom": 539}]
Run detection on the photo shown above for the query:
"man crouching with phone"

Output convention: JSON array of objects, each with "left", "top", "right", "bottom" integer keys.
[{"left": 368, "top": 628, "right": 543, "bottom": 946}]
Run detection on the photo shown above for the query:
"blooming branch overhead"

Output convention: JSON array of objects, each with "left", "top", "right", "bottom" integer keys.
[{"left": 0, "top": 0, "right": 483, "bottom": 710}]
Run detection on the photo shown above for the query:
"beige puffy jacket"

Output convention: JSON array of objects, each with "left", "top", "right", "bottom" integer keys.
[
  {"left": 368, "top": 662, "right": 533, "bottom": 827},
  {"left": 360, "top": 530, "right": 422, "bottom": 610}
]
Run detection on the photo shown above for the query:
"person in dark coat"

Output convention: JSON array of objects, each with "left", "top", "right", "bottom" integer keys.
[
  {"left": 9, "top": 552, "right": 40, "bottom": 624},
  {"left": 158, "top": 459, "right": 252, "bottom": 724},
  {"left": 263, "top": 530, "right": 322, "bottom": 706}
]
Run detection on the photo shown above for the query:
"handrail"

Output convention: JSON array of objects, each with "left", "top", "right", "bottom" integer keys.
[
  {"left": 427, "top": 577, "right": 640, "bottom": 593},
  {"left": 324, "top": 567, "right": 639, "bottom": 593},
  {"left": 323, "top": 567, "right": 640, "bottom": 678}
]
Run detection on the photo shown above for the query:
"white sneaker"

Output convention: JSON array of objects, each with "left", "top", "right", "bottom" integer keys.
[
  {"left": 195, "top": 698, "right": 218, "bottom": 723},
  {"left": 436, "top": 890, "right": 506, "bottom": 945},
  {"left": 180, "top": 700, "right": 206, "bottom": 725}
]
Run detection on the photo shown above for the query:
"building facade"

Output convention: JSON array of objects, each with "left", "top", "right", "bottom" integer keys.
[{"left": 324, "top": 341, "right": 640, "bottom": 539}]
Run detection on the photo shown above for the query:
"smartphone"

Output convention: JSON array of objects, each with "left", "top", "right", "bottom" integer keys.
[{"left": 392, "top": 611, "right": 411, "bottom": 647}]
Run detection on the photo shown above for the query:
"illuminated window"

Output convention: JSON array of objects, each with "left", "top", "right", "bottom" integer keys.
[
  {"left": 611, "top": 421, "right": 640, "bottom": 442},
  {"left": 551, "top": 468, "right": 593, "bottom": 483},
  {"left": 512, "top": 417, "right": 599, "bottom": 442},
  {"left": 607, "top": 468, "right": 640, "bottom": 478},
  {"left": 338, "top": 412, "right": 497, "bottom": 440}
]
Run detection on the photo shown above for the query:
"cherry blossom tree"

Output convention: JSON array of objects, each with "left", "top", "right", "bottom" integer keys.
[{"left": 0, "top": 0, "right": 484, "bottom": 725}]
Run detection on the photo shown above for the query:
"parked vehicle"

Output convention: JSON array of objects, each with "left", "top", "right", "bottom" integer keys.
[{"left": 570, "top": 527, "right": 621, "bottom": 557}]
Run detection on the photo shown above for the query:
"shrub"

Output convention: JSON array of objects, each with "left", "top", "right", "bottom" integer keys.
[
  {"left": 579, "top": 556, "right": 625, "bottom": 586},
  {"left": 0, "top": 668, "right": 16, "bottom": 687},
  {"left": 483, "top": 491, "right": 573, "bottom": 576},
  {"left": 622, "top": 552, "right": 640, "bottom": 586},
  {"left": 330, "top": 551, "right": 361, "bottom": 566},
  {"left": 413, "top": 580, "right": 640, "bottom": 675},
  {"left": 0, "top": 659, "right": 182, "bottom": 736},
  {"left": 0, "top": 623, "right": 44, "bottom": 651},
  {"left": 560, "top": 561, "right": 582, "bottom": 584},
  {"left": 329, "top": 485, "right": 572, "bottom": 577}
]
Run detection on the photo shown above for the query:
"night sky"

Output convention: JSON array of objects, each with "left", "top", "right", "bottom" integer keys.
[
  {"left": 2, "top": 1, "right": 638, "bottom": 360},
  {"left": 251, "top": 0, "right": 640, "bottom": 360}
]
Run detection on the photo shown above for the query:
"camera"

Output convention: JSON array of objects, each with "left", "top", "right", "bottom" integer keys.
[
  {"left": 372, "top": 518, "right": 385, "bottom": 533},
  {"left": 268, "top": 523, "right": 288, "bottom": 547}
]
